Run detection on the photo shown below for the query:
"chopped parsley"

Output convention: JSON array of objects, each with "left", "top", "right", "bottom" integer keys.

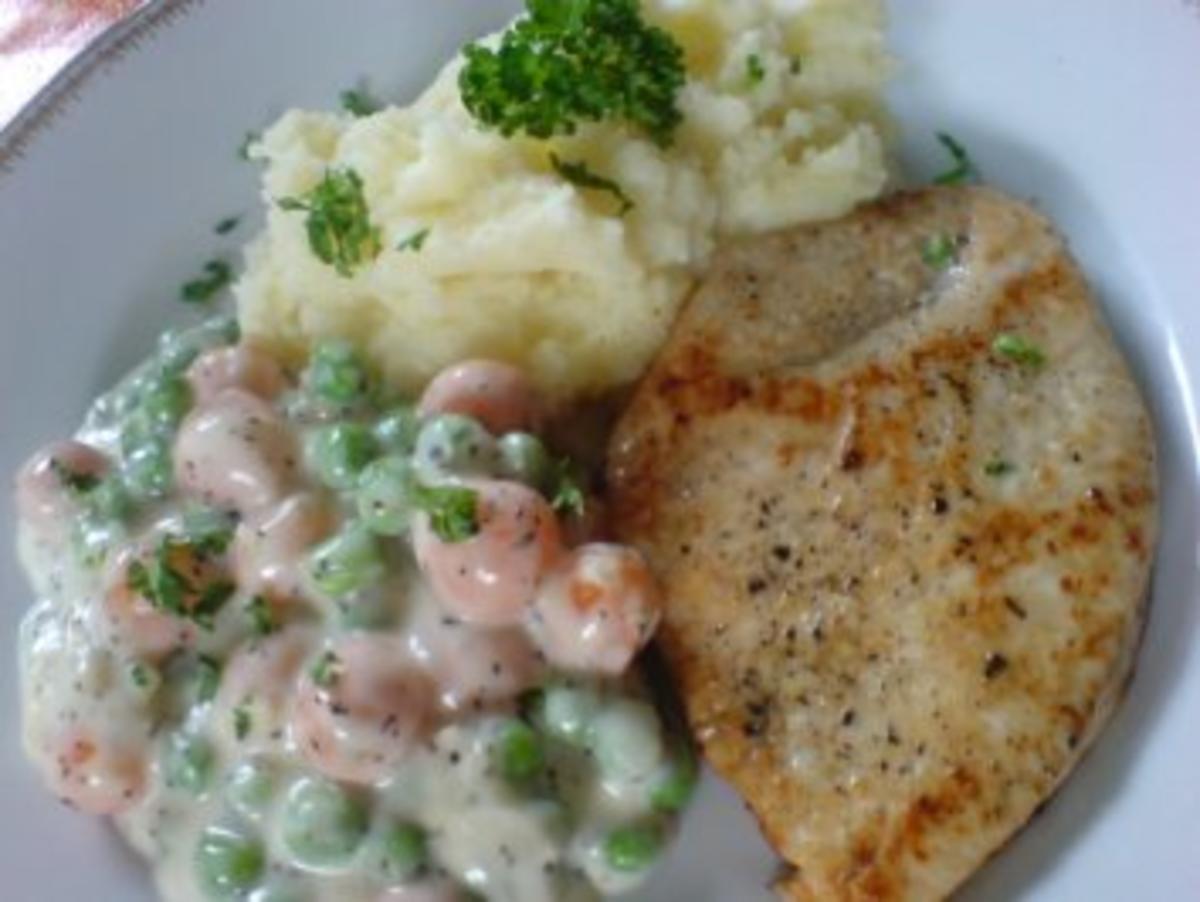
[
  {"left": 549, "top": 154, "right": 634, "bottom": 215},
  {"left": 340, "top": 85, "right": 381, "bottom": 117},
  {"left": 129, "top": 662, "right": 150, "bottom": 688},
  {"left": 992, "top": 333, "right": 1046, "bottom": 369},
  {"left": 459, "top": 0, "right": 687, "bottom": 147},
  {"left": 746, "top": 54, "right": 766, "bottom": 85},
  {"left": 933, "top": 132, "right": 978, "bottom": 186},
  {"left": 194, "top": 655, "right": 222, "bottom": 704},
  {"left": 191, "top": 580, "right": 236, "bottom": 631},
  {"left": 126, "top": 536, "right": 234, "bottom": 629},
  {"left": 921, "top": 233, "right": 958, "bottom": 270},
  {"left": 310, "top": 651, "right": 343, "bottom": 689},
  {"left": 411, "top": 483, "right": 480, "bottom": 544},
  {"left": 214, "top": 215, "right": 241, "bottom": 235},
  {"left": 127, "top": 540, "right": 191, "bottom": 618},
  {"left": 181, "top": 260, "right": 233, "bottom": 304},
  {"left": 790, "top": 56, "right": 803, "bottom": 75},
  {"left": 396, "top": 228, "right": 431, "bottom": 253},
  {"left": 984, "top": 458, "right": 1015, "bottom": 477},
  {"left": 246, "top": 595, "right": 277, "bottom": 637},
  {"left": 238, "top": 130, "right": 260, "bottom": 162},
  {"left": 49, "top": 458, "right": 100, "bottom": 495},
  {"left": 279, "top": 168, "right": 382, "bottom": 277},
  {"left": 128, "top": 661, "right": 158, "bottom": 692},
  {"left": 233, "top": 704, "right": 253, "bottom": 741},
  {"left": 550, "top": 458, "right": 587, "bottom": 518}
]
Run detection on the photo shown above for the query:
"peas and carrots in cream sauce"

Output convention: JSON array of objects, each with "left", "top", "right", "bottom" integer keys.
[{"left": 15, "top": 319, "right": 693, "bottom": 901}]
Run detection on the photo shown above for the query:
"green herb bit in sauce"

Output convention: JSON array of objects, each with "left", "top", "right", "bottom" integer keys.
[
  {"left": 233, "top": 704, "right": 253, "bottom": 741},
  {"left": 746, "top": 53, "right": 766, "bottom": 85},
  {"left": 984, "top": 458, "right": 1015, "bottom": 477},
  {"left": 181, "top": 260, "right": 233, "bottom": 304},
  {"left": 127, "top": 536, "right": 233, "bottom": 629},
  {"left": 396, "top": 227, "right": 431, "bottom": 253},
  {"left": 921, "top": 233, "right": 958, "bottom": 270},
  {"left": 459, "top": 0, "right": 687, "bottom": 147},
  {"left": 933, "top": 131, "right": 978, "bottom": 186},
  {"left": 128, "top": 661, "right": 160, "bottom": 693},
  {"left": 49, "top": 458, "right": 101, "bottom": 495},
  {"left": 550, "top": 154, "right": 634, "bottom": 215},
  {"left": 790, "top": 56, "right": 803, "bottom": 75},
  {"left": 311, "top": 651, "right": 343, "bottom": 689},
  {"left": 193, "top": 580, "right": 235, "bottom": 631},
  {"left": 127, "top": 540, "right": 192, "bottom": 618},
  {"left": 246, "top": 595, "right": 277, "bottom": 637},
  {"left": 550, "top": 458, "right": 587, "bottom": 518},
  {"left": 411, "top": 483, "right": 480, "bottom": 543},
  {"left": 214, "top": 215, "right": 241, "bottom": 235},
  {"left": 340, "top": 85, "right": 381, "bottom": 117},
  {"left": 278, "top": 168, "right": 382, "bottom": 277},
  {"left": 992, "top": 333, "right": 1046, "bottom": 368}
]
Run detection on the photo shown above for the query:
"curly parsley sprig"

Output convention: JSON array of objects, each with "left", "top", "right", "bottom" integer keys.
[{"left": 459, "top": 0, "right": 687, "bottom": 147}]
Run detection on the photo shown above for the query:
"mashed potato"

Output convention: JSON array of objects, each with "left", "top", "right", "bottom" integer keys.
[{"left": 237, "top": 0, "right": 892, "bottom": 401}]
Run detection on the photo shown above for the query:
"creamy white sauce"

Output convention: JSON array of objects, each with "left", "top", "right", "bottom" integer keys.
[{"left": 15, "top": 336, "right": 685, "bottom": 902}]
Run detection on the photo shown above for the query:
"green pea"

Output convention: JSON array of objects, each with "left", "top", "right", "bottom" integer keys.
[
  {"left": 413, "top": 413, "right": 499, "bottom": 482},
  {"left": 226, "top": 759, "right": 276, "bottom": 817},
  {"left": 307, "top": 523, "right": 386, "bottom": 597},
  {"left": 375, "top": 821, "right": 428, "bottom": 883},
  {"left": 141, "top": 372, "right": 193, "bottom": 432},
  {"left": 281, "top": 777, "right": 369, "bottom": 867},
  {"left": 195, "top": 823, "right": 265, "bottom": 899},
  {"left": 649, "top": 746, "right": 698, "bottom": 813},
  {"left": 497, "top": 432, "right": 552, "bottom": 489},
  {"left": 494, "top": 719, "right": 545, "bottom": 785},
  {"left": 539, "top": 684, "right": 601, "bottom": 746},
  {"left": 374, "top": 405, "right": 422, "bottom": 455},
  {"left": 121, "top": 435, "right": 173, "bottom": 501},
  {"left": 602, "top": 823, "right": 663, "bottom": 873},
  {"left": 356, "top": 456, "right": 417, "bottom": 536},
  {"left": 305, "top": 340, "right": 372, "bottom": 405},
  {"left": 590, "top": 700, "right": 664, "bottom": 784},
  {"left": 305, "top": 423, "right": 379, "bottom": 490},
  {"left": 163, "top": 732, "right": 215, "bottom": 794}
]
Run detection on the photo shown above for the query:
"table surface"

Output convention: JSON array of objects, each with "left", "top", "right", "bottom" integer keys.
[{"left": 0, "top": 0, "right": 147, "bottom": 130}]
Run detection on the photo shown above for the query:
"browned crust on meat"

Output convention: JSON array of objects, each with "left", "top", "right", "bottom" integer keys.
[{"left": 608, "top": 187, "right": 1158, "bottom": 901}]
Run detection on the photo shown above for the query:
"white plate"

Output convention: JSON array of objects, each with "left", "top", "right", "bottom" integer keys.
[{"left": 1, "top": 1, "right": 1198, "bottom": 899}]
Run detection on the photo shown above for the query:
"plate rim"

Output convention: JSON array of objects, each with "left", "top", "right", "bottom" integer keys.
[{"left": 0, "top": 0, "right": 201, "bottom": 179}]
